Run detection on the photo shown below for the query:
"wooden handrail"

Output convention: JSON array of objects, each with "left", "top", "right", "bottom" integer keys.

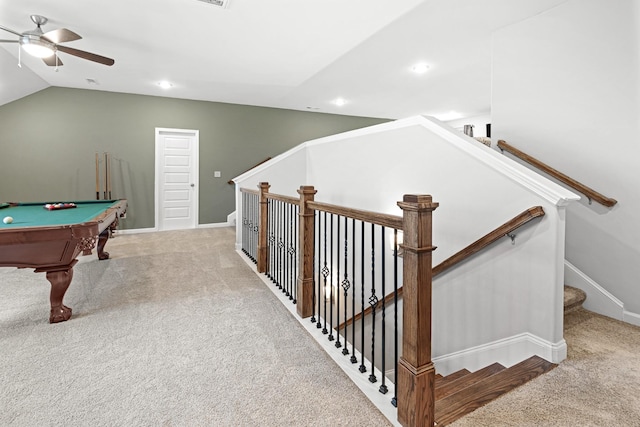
[
  {"left": 228, "top": 157, "right": 272, "bottom": 184},
  {"left": 339, "top": 206, "right": 545, "bottom": 330},
  {"left": 497, "top": 140, "right": 617, "bottom": 207},
  {"left": 308, "top": 200, "right": 403, "bottom": 230},
  {"left": 266, "top": 193, "right": 299, "bottom": 205}
]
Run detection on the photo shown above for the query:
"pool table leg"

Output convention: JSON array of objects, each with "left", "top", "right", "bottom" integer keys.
[
  {"left": 97, "top": 221, "right": 117, "bottom": 260},
  {"left": 40, "top": 262, "right": 77, "bottom": 323}
]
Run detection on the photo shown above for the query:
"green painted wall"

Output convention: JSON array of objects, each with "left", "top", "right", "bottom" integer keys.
[{"left": 0, "top": 87, "right": 387, "bottom": 229}]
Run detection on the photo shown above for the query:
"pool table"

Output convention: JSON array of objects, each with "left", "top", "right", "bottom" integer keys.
[{"left": 0, "top": 199, "right": 127, "bottom": 323}]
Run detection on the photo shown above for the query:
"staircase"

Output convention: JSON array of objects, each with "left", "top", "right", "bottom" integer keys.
[
  {"left": 432, "top": 285, "right": 586, "bottom": 425},
  {"left": 434, "top": 355, "right": 555, "bottom": 425}
]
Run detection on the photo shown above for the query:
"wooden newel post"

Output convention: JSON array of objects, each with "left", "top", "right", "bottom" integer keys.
[
  {"left": 296, "top": 185, "right": 317, "bottom": 318},
  {"left": 396, "top": 194, "right": 439, "bottom": 427},
  {"left": 257, "top": 182, "right": 270, "bottom": 273}
]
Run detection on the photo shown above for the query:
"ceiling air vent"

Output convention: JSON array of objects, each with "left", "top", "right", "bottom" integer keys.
[{"left": 196, "top": 0, "right": 231, "bottom": 8}]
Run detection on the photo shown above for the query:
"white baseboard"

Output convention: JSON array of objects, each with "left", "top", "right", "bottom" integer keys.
[
  {"left": 432, "top": 333, "right": 566, "bottom": 376},
  {"left": 564, "top": 260, "right": 624, "bottom": 320},
  {"left": 623, "top": 310, "right": 640, "bottom": 327},
  {"left": 226, "top": 211, "right": 236, "bottom": 226},
  {"left": 116, "top": 223, "right": 232, "bottom": 235},
  {"left": 564, "top": 260, "right": 640, "bottom": 327},
  {"left": 198, "top": 222, "right": 233, "bottom": 229},
  {"left": 114, "top": 227, "right": 157, "bottom": 235}
]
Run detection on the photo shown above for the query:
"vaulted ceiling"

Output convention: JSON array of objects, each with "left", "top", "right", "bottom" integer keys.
[{"left": 0, "top": 0, "right": 566, "bottom": 119}]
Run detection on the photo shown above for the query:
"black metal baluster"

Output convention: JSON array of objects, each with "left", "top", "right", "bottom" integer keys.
[
  {"left": 369, "top": 223, "right": 378, "bottom": 384},
  {"left": 253, "top": 193, "right": 259, "bottom": 262},
  {"left": 392, "top": 228, "right": 399, "bottom": 407},
  {"left": 241, "top": 192, "right": 247, "bottom": 255},
  {"left": 248, "top": 192, "right": 254, "bottom": 261},
  {"left": 379, "top": 226, "right": 388, "bottom": 394},
  {"left": 278, "top": 201, "right": 285, "bottom": 290},
  {"left": 341, "top": 216, "right": 350, "bottom": 355},
  {"left": 249, "top": 192, "right": 254, "bottom": 261},
  {"left": 359, "top": 220, "right": 367, "bottom": 374},
  {"left": 328, "top": 214, "right": 335, "bottom": 342},
  {"left": 243, "top": 192, "right": 249, "bottom": 258},
  {"left": 350, "top": 217, "right": 358, "bottom": 364},
  {"left": 321, "top": 211, "right": 329, "bottom": 335},
  {"left": 291, "top": 204, "right": 298, "bottom": 304},
  {"left": 284, "top": 201, "right": 290, "bottom": 297},
  {"left": 316, "top": 211, "right": 323, "bottom": 329},
  {"left": 311, "top": 210, "right": 318, "bottom": 325},
  {"left": 268, "top": 199, "right": 275, "bottom": 282},
  {"left": 335, "top": 215, "right": 342, "bottom": 348}
]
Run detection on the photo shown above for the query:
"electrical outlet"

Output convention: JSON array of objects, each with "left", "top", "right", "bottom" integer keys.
[{"left": 214, "top": 171, "right": 221, "bottom": 178}]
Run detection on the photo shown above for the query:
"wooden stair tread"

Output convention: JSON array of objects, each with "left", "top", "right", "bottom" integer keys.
[
  {"left": 435, "top": 368, "right": 470, "bottom": 388},
  {"left": 435, "top": 362, "right": 505, "bottom": 400},
  {"left": 434, "top": 355, "right": 556, "bottom": 426}
]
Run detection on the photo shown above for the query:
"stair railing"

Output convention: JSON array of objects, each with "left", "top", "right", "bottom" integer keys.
[
  {"left": 497, "top": 139, "right": 617, "bottom": 207},
  {"left": 340, "top": 205, "right": 546, "bottom": 330},
  {"left": 228, "top": 157, "right": 272, "bottom": 185},
  {"left": 240, "top": 182, "right": 438, "bottom": 427}
]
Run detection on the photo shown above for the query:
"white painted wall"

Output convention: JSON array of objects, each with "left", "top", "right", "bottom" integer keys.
[
  {"left": 491, "top": 0, "right": 640, "bottom": 320},
  {"left": 235, "top": 116, "right": 579, "bottom": 370}
]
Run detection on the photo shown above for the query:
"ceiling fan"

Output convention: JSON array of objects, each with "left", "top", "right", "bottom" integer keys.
[{"left": 0, "top": 14, "right": 114, "bottom": 67}]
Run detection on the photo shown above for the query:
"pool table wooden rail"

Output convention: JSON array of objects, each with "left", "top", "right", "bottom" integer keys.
[{"left": 0, "top": 199, "right": 127, "bottom": 323}]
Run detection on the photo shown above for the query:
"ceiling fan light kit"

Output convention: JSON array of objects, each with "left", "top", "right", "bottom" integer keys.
[
  {"left": 0, "top": 14, "right": 115, "bottom": 67},
  {"left": 20, "top": 35, "right": 55, "bottom": 58}
]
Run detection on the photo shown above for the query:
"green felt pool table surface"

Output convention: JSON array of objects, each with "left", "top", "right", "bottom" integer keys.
[{"left": 0, "top": 200, "right": 122, "bottom": 228}]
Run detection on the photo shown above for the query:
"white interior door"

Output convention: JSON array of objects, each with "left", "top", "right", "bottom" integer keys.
[{"left": 155, "top": 128, "right": 199, "bottom": 231}]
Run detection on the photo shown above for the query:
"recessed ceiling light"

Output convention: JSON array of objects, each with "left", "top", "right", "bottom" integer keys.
[
  {"left": 333, "top": 98, "right": 347, "bottom": 107},
  {"left": 411, "top": 63, "right": 430, "bottom": 74},
  {"left": 158, "top": 81, "right": 173, "bottom": 89}
]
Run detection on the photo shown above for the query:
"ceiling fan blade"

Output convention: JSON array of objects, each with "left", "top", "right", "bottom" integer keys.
[
  {"left": 42, "top": 28, "right": 81, "bottom": 44},
  {"left": 0, "top": 24, "right": 22, "bottom": 37},
  {"left": 42, "top": 54, "right": 63, "bottom": 67},
  {"left": 0, "top": 39, "right": 19, "bottom": 43},
  {"left": 56, "top": 45, "right": 114, "bottom": 66}
]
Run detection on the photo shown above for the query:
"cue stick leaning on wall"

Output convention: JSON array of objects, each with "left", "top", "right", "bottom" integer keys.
[
  {"left": 107, "top": 152, "right": 112, "bottom": 200},
  {"left": 95, "top": 153, "right": 100, "bottom": 200}
]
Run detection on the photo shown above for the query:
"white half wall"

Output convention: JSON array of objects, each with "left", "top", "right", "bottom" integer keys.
[{"left": 235, "top": 115, "right": 579, "bottom": 369}]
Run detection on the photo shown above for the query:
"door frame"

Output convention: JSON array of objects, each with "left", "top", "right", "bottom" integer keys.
[{"left": 154, "top": 127, "right": 200, "bottom": 231}]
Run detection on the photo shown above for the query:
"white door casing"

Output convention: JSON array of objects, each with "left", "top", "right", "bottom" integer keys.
[{"left": 155, "top": 128, "right": 199, "bottom": 231}]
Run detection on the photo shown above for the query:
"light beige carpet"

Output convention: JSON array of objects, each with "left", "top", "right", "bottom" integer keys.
[
  {"left": 0, "top": 228, "right": 392, "bottom": 427},
  {"left": 3, "top": 227, "right": 639, "bottom": 426}
]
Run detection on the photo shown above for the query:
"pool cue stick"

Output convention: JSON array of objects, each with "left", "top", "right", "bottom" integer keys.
[
  {"left": 104, "top": 152, "right": 108, "bottom": 200},
  {"left": 107, "top": 152, "right": 112, "bottom": 200},
  {"left": 95, "top": 153, "right": 100, "bottom": 200}
]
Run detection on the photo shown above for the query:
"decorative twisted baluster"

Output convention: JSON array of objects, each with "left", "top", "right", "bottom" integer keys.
[
  {"left": 368, "top": 223, "right": 378, "bottom": 384},
  {"left": 341, "top": 216, "right": 350, "bottom": 356}
]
